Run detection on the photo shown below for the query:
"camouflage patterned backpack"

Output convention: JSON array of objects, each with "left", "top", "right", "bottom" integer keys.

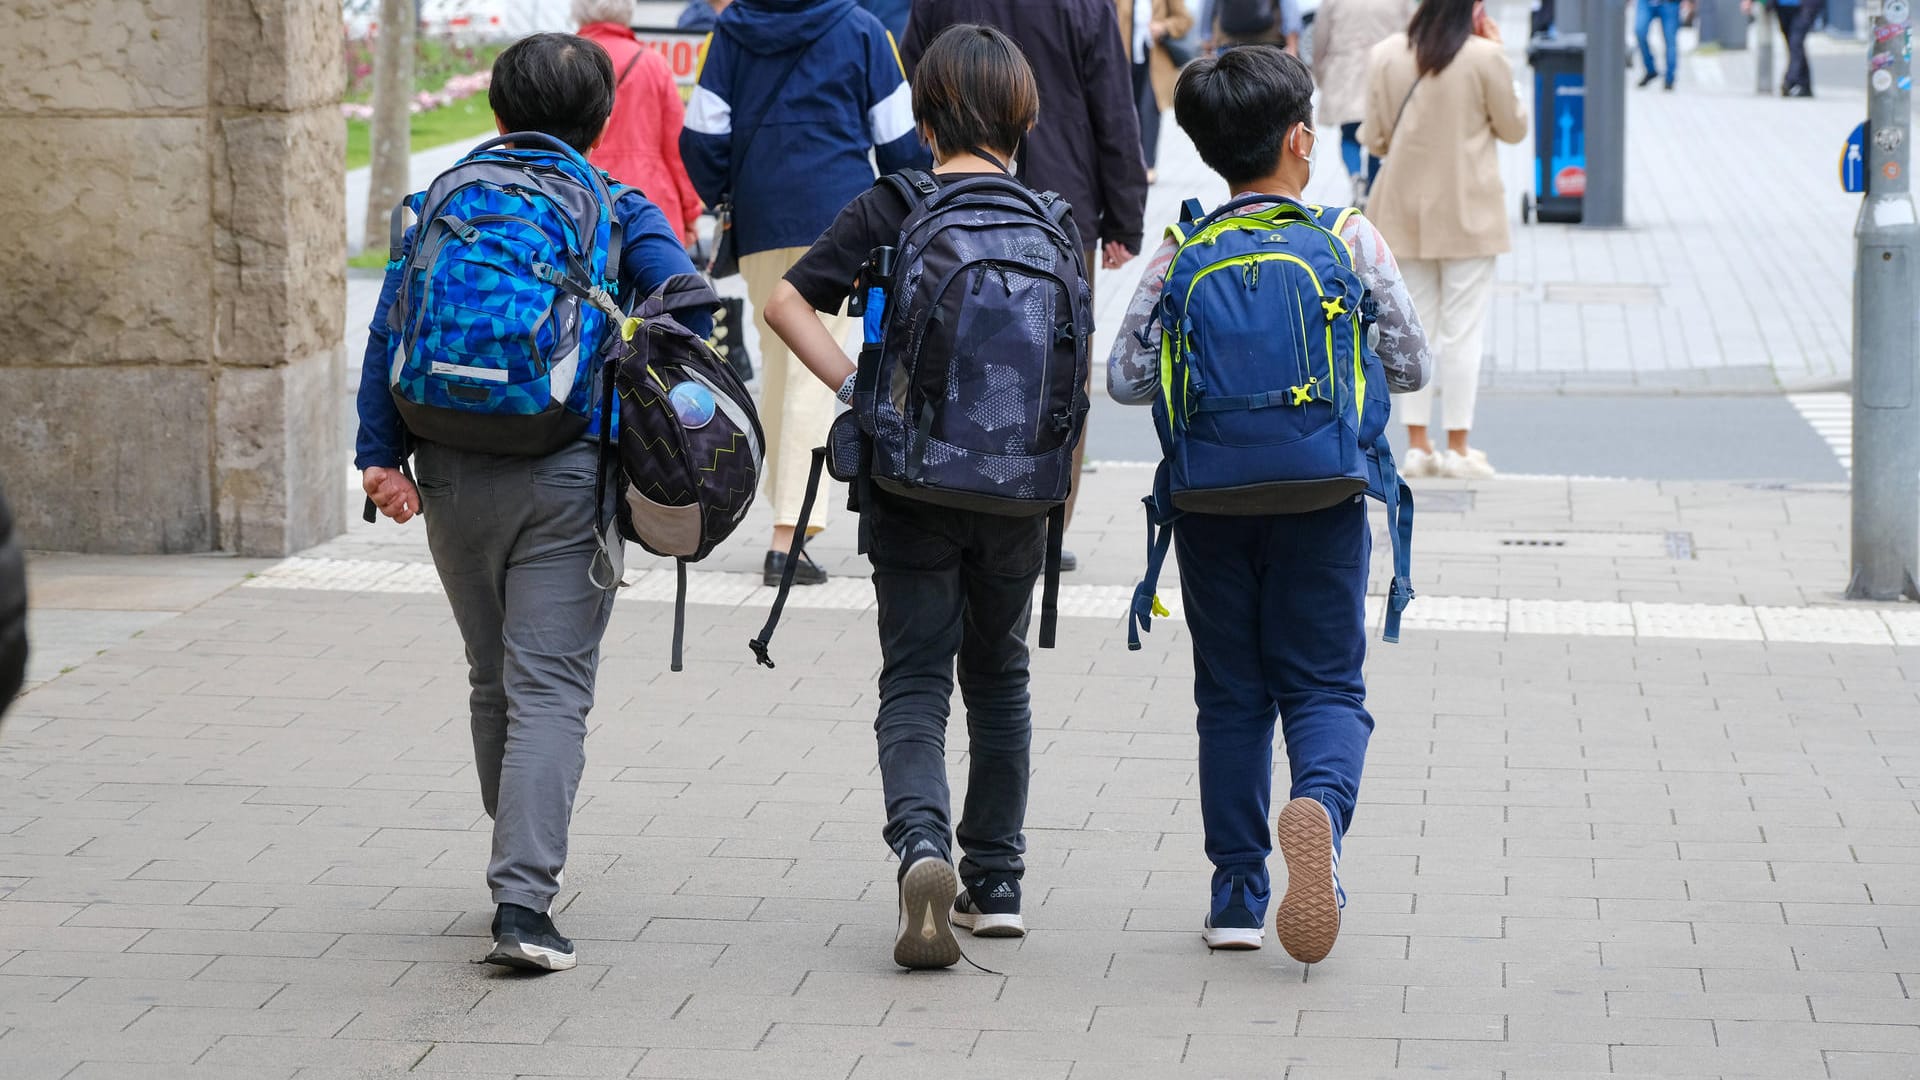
[{"left": 749, "top": 167, "right": 1093, "bottom": 669}]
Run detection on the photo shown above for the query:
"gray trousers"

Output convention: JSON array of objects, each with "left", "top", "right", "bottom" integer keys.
[{"left": 415, "top": 438, "right": 616, "bottom": 912}]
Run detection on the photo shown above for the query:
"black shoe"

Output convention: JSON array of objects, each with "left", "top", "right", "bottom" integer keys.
[
  {"left": 1663, "top": 81, "right": 1674, "bottom": 92},
  {"left": 1637, "top": 70, "right": 1659, "bottom": 88},
  {"left": 894, "top": 835, "right": 961, "bottom": 970},
  {"left": 1057, "top": 549, "right": 1078, "bottom": 573},
  {"left": 953, "top": 872, "right": 1025, "bottom": 937},
  {"left": 485, "top": 903, "right": 576, "bottom": 972},
  {"left": 764, "top": 548, "right": 828, "bottom": 587},
  {"left": 1785, "top": 84, "right": 1812, "bottom": 98}
]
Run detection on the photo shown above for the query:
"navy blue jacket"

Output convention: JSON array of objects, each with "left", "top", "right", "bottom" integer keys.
[
  {"left": 859, "top": 0, "right": 911, "bottom": 36},
  {"left": 355, "top": 189, "right": 708, "bottom": 470},
  {"left": 681, "top": 0, "right": 928, "bottom": 257}
]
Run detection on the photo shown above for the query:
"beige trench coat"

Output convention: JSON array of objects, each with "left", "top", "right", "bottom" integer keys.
[
  {"left": 1358, "top": 33, "right": 1528, "bottom": 261},
  {"left": 1116, "top": 0, "right": 1195, "bottom": 111},
  {"left": 1312, "top": 0, "right": 1416, "bottom": 128}
]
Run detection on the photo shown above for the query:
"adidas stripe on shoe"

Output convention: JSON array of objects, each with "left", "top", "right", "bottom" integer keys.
[
  {"left": 1275, "top": 797, "right": 1342, "bottom": 964},
  {"left": 895, "top": 854, "right": 963, "bottom": 970},
  {"left": 952, "top": 874, "right": 1025, "bottom": 938}
]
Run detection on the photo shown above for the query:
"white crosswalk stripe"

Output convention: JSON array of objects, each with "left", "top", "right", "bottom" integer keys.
[
  {"left": 246, "top": 556, "right": 1920, "bottom": 647},
  {"left": 1789, "top": 391, "right": 1852, "bottom": 471}
]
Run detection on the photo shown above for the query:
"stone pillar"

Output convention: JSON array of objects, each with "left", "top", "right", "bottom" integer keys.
[{"left": 0, "top": 0, "right": 346, "bottom": 556}]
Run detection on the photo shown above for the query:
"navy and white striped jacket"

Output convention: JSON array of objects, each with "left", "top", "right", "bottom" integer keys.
[{"left": 680, "top": 0, "right": 928, "bottom": 258}]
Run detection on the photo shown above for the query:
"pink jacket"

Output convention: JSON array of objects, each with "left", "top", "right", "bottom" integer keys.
[{"left": 579, "top": 22, "right": 703, "bottom": 243}]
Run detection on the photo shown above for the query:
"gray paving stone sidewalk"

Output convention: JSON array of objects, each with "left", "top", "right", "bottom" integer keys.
[{"left": 8, "top": 458, "right": 1920, "bottom": 1079}]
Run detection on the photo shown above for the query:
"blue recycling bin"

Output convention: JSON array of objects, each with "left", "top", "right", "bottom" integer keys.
[{"left": 1525, "top": 34, "right": 1587, "bottom": 224}]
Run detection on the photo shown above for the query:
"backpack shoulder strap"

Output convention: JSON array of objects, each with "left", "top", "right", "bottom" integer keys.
[
  {"left": 1313, "top": 204, "right": 1360, "bottom": 263},
  {"left": 1365, "top": 434, "right": 1416, "bottom": 643},
  {"left": 884, "top": 169, "right": 941, "bottom": 203},
  {"left": 603, "top": 177, "right": 632, "bottom": 287}
]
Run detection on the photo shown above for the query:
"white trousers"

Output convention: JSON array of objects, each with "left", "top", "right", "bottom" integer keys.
[
  {"left": 1396, "top": 256, "right": 1497, "bottom": 433},
  {"left": 741, "top": 247, "right": 852, "bottom": 533}
]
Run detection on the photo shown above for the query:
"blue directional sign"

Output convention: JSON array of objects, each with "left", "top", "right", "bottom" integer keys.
[{"left": 1843, "top": 121, "right": 1868, "bottom": 194}]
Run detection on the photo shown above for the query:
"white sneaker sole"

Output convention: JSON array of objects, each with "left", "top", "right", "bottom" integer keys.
[
  {"left": 952, "top": 909, "right": 1026, "bottom": 937},
  {"left": 485, "top": 935, "right": 577, "bottom": 972},
  {"left": 894, "top": 859, "right": 962, "bottom": 969},
  {"left": 1201, "top": 924, "right": 1265, "bottom": 950}
]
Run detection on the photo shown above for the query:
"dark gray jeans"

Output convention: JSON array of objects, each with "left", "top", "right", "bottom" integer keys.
[
  {"left": 867, "top": 492, "right": 1045, "bottom": 879},
  {"left": 414, "top": 438, "right": 616, "bottom": 912}
]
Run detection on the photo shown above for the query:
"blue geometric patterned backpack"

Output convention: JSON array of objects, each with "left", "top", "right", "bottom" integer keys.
[
  {"left": 385, "top": 132, "right": 622, "bottom": 456},
  {"left": 1127, "top": 194, "right": 1416, "bottom": 645}
]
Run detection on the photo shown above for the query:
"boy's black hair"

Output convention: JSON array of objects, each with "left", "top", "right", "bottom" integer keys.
[
  {"left": 488, "top": 32, "right": 616, "bottom": 154},
  {"left": 911, "top": 24, "right": 1040, "bottom": 161},
  {"left": 1173, "top": 46, "right": 1316, "bottom": 188}
]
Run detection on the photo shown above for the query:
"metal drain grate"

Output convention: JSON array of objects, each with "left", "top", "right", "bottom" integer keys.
[{"left": 1419, "top": 531, "right": 1676, "bottom": 558}]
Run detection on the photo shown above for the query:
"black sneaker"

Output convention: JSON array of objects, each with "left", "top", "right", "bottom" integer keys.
[
  {"left": 764, "top": 548, "right": 828, "bottom": 587},
  {"left": 953, "top": 872, "right": 1025, "bottom": 937},
  {"left": 893, "top": 835, "right": 961, "bottom": 970},
  {"left": 1637, "top": 69, "right": 1659, "bottom": 88},
  {"left": 485, "top": 903, "right": 576, "bottom": 972},
  {"left": 1057, "top": 549, "right": 1078, "bottom": 573}
]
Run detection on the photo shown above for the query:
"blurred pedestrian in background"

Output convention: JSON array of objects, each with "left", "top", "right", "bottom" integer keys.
[
  {"left": 576, "top": 0, "right": 705, "bottom": 247},
  {"left": 1120, "top": 0, "right": 1195, "bottom": 184},
  {"left": 1208, "top": 0, "right": 1302, "bottom": 53},
  {"left": 1361, "top": 0, "right": 1525, "bottom": 479},
  {"left": 1634, "top": 0, "right": 1682, "bottom": 90},
  {"left": 1311, "top": 0, "right": 1414, "bottom": 204},
  {"left": 683, "top": 0, "right": 925, "bottom": 586},
  {"left": 1749, "top": 0, "right": 1820, "bottom": 96},
  {"left": 679, "top": 0, "right": 732, "bottom": 30},
  {"left": 903, "top": 0, "right": 1150, "bottom": 571},
  {"left": 0, "top": 481, "right": 24, "bottom": 730},
  {"left": 860, "top": 0, "right": 912, "bottom": 36}
]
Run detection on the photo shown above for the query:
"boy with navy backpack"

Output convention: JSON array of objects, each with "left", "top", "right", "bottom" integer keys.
[
  {"left": 357, "top": 33, "right": 710, "bottom": 972},
  {"left": 759, "top": 24, "right": 1091, "bottom": 969},
  {"left": 1109, "top": 46, "right": 1431, "bottom": 964}
]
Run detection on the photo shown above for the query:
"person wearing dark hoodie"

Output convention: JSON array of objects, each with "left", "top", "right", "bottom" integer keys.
[
  {"left": 901, "top": 0, "right": 1149, "bottom": 571},
  {"left": 859, "top": 0, "right": 911, "bottom": 36},
  {"left": 682, "top": 0, "right": 926, "bottom": 588}
]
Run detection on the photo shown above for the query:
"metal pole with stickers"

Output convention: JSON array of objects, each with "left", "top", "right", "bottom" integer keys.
[{"left": 1846, "top": 0, "right": 1920, "bottom": 600}]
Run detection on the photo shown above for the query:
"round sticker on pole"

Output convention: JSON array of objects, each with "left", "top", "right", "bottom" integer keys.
[{"left": 1876, "top": 68, "right": 1896, "bottom": 92}]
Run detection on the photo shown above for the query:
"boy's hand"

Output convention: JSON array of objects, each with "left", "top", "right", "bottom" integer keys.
[
  {"left": 1103, "top": 241, "right": 1136, "bottom": 270},
  {"left": 363, "top": 467, "right": 420, "bottom": 524}
]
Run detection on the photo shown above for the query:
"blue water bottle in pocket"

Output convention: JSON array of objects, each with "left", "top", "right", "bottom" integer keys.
[{"left": 860, "top": 245, "right": 895, "bottom": 346}]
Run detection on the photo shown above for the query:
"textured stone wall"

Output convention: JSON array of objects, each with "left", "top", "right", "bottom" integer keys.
[{"left": 0, "top": 0, "right": 346, "bottom": 555}]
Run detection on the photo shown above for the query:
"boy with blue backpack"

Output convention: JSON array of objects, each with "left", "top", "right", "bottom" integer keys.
[
  {"left": 758, "top": 24, "right": 1091, "bottom": 969},
  {"left": 1109, "top": 46, "right": 1431, "bottom": 964},
  {"left": 357, "top": 33, "right": 711, "bottom": 972}
]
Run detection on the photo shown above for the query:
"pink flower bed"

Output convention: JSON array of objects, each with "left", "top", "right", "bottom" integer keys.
[{"left": 342, "top": 70, "right": 491, "bottom": 121}]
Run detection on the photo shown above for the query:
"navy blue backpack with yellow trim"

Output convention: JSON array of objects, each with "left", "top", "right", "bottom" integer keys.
[{"left": 1128, "top": 195, "right": 1415, "bottom": 646}]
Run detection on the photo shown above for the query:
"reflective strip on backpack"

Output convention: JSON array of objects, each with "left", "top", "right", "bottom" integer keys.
[{"left": 430, "top": 361, "right": 510, "bottom": 383}]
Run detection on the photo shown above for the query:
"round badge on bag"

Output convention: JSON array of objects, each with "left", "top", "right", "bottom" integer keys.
[{"left": 669, "top": 381, "right": 716, "bottom": 430}]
